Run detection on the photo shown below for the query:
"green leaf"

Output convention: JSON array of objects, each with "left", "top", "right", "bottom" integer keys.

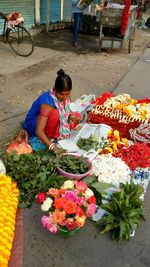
[
  {"left": 119, "top": 221, "right": 128, "bottom": 239},
  {"left": 101, "top": 223, "right": 114, "bottom": 234}
]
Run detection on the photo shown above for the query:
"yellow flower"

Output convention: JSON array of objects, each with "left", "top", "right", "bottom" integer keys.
[
  {"left": 0, "top": 174, "right": 19, "bottom": 266},
  {"left": 113, "top": 142, "right": 118, "bottom": 151},
  {"left": 140, "top": 110, "right": 148, "bottom": 119}
]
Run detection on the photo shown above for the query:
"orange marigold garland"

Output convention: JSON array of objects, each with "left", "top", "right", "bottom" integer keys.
[{"left": 0, "top": 174, "right": 19, "bottom": 267}]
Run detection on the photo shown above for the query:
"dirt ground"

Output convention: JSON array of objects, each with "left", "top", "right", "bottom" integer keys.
[{"left": 0, "top": 23, "right": 150, "bottom": 144}]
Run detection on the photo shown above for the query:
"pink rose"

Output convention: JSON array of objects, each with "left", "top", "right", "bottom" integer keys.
[
  {"left": 76, "top": 196, "right": 87, "bottom": 206},
  {"left": 64, "top": 191, "right": 77, "bottom": 202},
  {"left": 41, "top": 216, "right": 58, "bottom": 233},
  {"left": 41, "top": 215, "right": 50, "bottom": 228},
  {"left": 86, "top": 204, "right": 96, "bottom": 217},
  {"left": 36, "top": 192, "right": 47, "bottom": 204},
  {"left": 47, "top": 224, "right": 58, "bottom": 233},
  {"left": 74, "top": 181, "right": 88, "bottom": 192}
]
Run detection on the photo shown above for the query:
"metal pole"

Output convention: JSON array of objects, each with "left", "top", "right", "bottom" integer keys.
[
  {"left": 60, "top": 0, "right": 64, "bottom": 21},
  {"left": 45, "top": 0, "right": 50, "bottom": 33},
  {"left": 35, "top": 0, "right": 40, "bottom": 25}
]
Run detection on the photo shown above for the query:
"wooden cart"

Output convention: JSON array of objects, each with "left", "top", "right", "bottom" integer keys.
[{"left": 98, "top": 5, "right": 137, "bottom": 53}]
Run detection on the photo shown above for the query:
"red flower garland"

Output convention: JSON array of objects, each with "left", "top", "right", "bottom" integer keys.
[
  {"left": 92, "top": 92, "right": 115, "bottom": 105},
  {"left": 137, "top": 98, "right": 150, "bottom": 104},
  {"left": 88, "top": 112, "right": 140, "bottom": 139},
  {"left": 120, "top": 0, "right": 131, "bottom": 36}
]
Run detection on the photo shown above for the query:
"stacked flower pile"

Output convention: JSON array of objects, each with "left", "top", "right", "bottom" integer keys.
[
  {"left": 113, "top": 142, "right": 150, "bottom": 170},
  {"left": 0, "top": 175, "right": 19, "bottom": 266},
  {"left": 88, "top": 93, "right": 150, "bottom": 139},
  {"left": 99, "top": 129, "right": 129, "bottom": 154},
  {"left": 92, "top": 154, "right": 131, "bottom": 186},
  {"left": 37, "top": 180, "right": 96, "bottom": 234}
]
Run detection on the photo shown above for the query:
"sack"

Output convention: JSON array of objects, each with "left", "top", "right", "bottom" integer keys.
[
  {"left": 7, "top": 12, "right": 22, "bottom": 21},
  {"left": 6, "top": 130, "right": 33, "bottom": 155}
]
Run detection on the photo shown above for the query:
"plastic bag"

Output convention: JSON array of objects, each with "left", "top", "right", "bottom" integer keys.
[{"left": 6, "top": 130, "right": 33, "bottom": 155}]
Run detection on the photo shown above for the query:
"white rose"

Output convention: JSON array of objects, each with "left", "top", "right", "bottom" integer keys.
[
  {"left": 84, "top": 188, "right": 94, "bottom": 198},
  {"left": 62, "top": 180, "right": 74, "bottom": 189},
  {"left": 41, "top": 198, "right": 53, "bottom": 211}
]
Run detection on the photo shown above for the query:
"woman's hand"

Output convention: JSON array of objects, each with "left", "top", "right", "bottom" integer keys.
[{"left": 53, "top": 146, "right": 66, "bottom": 154}]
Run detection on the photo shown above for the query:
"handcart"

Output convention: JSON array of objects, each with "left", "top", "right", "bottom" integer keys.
[{"left": 98, "top": 5, "right": 137, "bottom": 53}]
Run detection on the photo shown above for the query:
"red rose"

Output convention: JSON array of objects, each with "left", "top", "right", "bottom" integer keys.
[
  {"left": 76, "top": 206, "right": 83, "bottom": 217},
  {"left": 36, "top": 193, "right": 47, "bottom": 204},
  {"left": 89, "top": 196, "right": 96, "bottom": 204}
]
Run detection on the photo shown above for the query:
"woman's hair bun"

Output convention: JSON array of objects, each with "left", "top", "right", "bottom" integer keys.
[{"left": 57, "top": 69, "right": 65, "bottom": 76}]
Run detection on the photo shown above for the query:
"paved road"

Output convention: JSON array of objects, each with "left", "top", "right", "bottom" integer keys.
[
  {"left": 115, "top": 47, "right": 150, "bottom": 99},
  {"left": 23, "top": 47, "right": 150, "bottom": 267}
]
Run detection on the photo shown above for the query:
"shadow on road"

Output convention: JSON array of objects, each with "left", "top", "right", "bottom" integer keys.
[{"left": 34, "top": 29, "right": 101, "bottom": 54}]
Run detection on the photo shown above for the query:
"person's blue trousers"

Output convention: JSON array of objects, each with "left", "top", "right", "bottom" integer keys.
[{"left": 73, "top": 12, "right": 83, "bottom": 44}]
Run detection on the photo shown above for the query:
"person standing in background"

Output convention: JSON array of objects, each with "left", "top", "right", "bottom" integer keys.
[{"left": 72, "top": 0, "right": 85, "bottom": 47}]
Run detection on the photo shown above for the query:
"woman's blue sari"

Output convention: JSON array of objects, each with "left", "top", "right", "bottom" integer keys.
[
  {"left": 23, "top": 91, "right": 56, "bottom": 151},
  {"left": 23, "top": 91, "right": 56, "bottom": 137}
]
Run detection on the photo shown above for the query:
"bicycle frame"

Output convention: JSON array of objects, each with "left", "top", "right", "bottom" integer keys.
[{"left": 0, "top": 13, "right": 8, "bottom": 40}]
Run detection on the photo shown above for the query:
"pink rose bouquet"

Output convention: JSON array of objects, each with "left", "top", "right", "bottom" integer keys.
[{"left": 37, "top": 180, "right": 96, "bottom": 234}]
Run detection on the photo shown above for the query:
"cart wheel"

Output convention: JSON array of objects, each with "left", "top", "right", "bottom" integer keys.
[{"left": 128, "top": 26, "right": 135, "bottom": 54}]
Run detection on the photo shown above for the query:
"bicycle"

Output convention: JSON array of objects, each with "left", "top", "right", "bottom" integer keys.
[{"left": 0, "top": 11, "right": 34, "bottom": 57}]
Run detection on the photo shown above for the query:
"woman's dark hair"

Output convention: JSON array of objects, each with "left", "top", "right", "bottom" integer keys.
[{"left": 54, "top": 69, "right": 72, "bottom": 93}]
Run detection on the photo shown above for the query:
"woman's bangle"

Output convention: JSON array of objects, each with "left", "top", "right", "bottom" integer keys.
[{"left": 48, "top": 143, "right": 55, "bottom": 151}]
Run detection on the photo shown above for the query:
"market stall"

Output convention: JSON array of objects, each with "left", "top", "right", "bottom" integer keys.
[
  {"left": 81, "top": 1, "right": 137, "bottom": 52},
  {"left": 0, "top": 91, "right": 150, "bottom": 265}
]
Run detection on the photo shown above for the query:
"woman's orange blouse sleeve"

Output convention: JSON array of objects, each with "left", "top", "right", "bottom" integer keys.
[{"left": 39, "top": 104, "right": 53, "bottom": 117}]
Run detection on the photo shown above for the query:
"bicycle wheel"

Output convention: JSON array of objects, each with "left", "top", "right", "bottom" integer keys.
[{"left": 7, "top": 25, "right": 34, "bottom": 56}]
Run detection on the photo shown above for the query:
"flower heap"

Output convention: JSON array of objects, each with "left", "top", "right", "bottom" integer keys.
[
  {"left": 120, "top": 0, "right": 131, "bottom": 36},
  {"left": 37, "top": 180, "right": 96, "bottom": 234},
  {"left": 92, "top": 154, "right": 131, "bottom": 186},
  {"left": 99, "top": 129, "right": 129, "bottom": 154},
  {"left": 101, "top": 94, "right": 150, "bottom": 122},
  {"left": 113, "top": 142, "right": 150, "bottom": 170},
  {"left": 88, "top": 93, "right": 150, "bottom": 139},
  {"left": 0, "top": 175, "right": 19, "bottom": 267},
  {"left": 92, "top": 92, "right": 115, "bottom": 106}
]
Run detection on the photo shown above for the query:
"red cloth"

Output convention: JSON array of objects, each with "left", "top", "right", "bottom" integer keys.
[
  {"left": 9, "top": 209, "right": 24, "bottom": 267},
  {"left": 44, "top": 108, "right": 60, "bottom": 139}
]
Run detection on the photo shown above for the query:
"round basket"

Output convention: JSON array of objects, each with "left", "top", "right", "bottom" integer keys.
[{"left": 57, "top": 153, "right": 92, "bottom": 180}]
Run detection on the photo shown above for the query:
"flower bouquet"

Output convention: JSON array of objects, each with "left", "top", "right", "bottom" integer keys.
[{"left": 37, "top": 180, "right": 96, "bottom": 236}]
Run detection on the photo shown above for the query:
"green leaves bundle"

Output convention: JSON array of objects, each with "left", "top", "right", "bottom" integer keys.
[
  {"left": 2, "top": 150, "right": 67, "bottom": 208},
  {"left": 76, "top": 135, "right": 99, "bottom": 151},
  {"left": 58, "top": 154, "right": 89, "bottom": 174},
  {"left": 96, "top": 179, "right": 145, "bottom": 240}
]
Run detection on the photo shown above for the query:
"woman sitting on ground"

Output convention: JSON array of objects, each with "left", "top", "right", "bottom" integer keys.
[{"left": 23, "top": 69, "right": 72, "bottom": 151}]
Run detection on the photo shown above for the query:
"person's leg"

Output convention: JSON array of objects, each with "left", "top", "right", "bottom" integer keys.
[
  {"left": 73, "top": 12, "right": 82, "bottom": 45},
  {"left": 79, "top": 12, "right": 83, "bottom": 30}
]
